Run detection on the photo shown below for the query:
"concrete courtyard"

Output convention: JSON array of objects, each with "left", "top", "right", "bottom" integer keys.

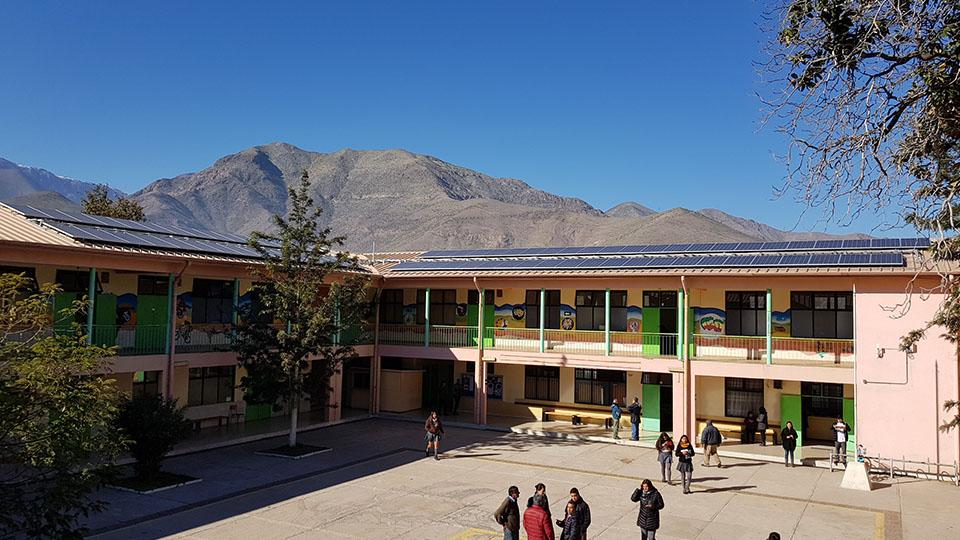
[{"left": 88, "top": 418, "right": 958, "bottom": 540}]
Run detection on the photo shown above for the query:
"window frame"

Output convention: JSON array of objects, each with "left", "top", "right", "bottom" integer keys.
[
  {"left": 187, "top": 366, "right": 236, "bottom": 406},
  {"left": 380, "top": 289, "right": 405, "bottom": 324},
  {"left": 416, "top": 289, "right": 457, "bottom": 326},
  {"left": 790, "top": 291, "right": 853, "bottom": 339},
  {"left": 575, "top": 290, "right": 627, "bottom": 331},
  {"left": 132, "top": 370, "right": 161, "bottom": 399},
  {"left": 524, "top": 365, "right": 560, "bottom": 401},
  {"left": 524, "top": 289, "right": 561, "bottom": 329},
  {"left": 724, "top": 291, "right": 766, "bottom": 337},
  {"left": 192, "top": 279, "right": 234, "bottom": 324},
  {"left": 801, "top": 381, "right": 844, "bottom": 418},
  {"left": 724, "top": 377, "right": 764, "bottom": 418},
  {"left": 574, "top": 368, "right": 626, "bottom": 406}
]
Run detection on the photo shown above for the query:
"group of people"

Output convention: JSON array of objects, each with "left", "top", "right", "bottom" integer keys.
[
  {"left": 435, "top": 381, "right": 462, "bottom": 417},
  {"left": 494, "top": 484, "right": 591, "bottom": 540},
  {"left": 610, "top": 397, "right": 642, "bottom": 441},
  {"left": 739, "top": 407, "right": 769, "bottom": 445}
]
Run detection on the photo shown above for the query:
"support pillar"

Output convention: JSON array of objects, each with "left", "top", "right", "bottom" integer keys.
[
  {"left": 474, "top": 288, "right": 487, "bottom": 425},
  {"left": 164, "top": 273, "right": 176, "bottom": 399},
  {"left": 604, "top": 288, "right": 611, "bottom": 356},
  {"left": 670, "top": 369, "right": 686, "bottom": 438},
  {"left": 370, "top": 288, "right": 382, "bottom": 414},
  {"left": 765, "top": 288, "right": 773, "bottom": 364},
  {"left": 677, "top": 288, "right": 685, "bottom": 360},
  {"left": 539, "top": 288, "right": 545, "bottom": 353},
  {"left": 424, "top": 288, "right": 431, "bottom": 347},
  {"left": 86, "top": 267, "right": 96, "bottom": 344},
  {"left": 328, "top": 367, "right": 343, "bottom": 422}
]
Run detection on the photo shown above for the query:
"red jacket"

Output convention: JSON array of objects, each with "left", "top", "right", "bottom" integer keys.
[{"left": 523, "top": 504, "right": 555, "bottom": 540}]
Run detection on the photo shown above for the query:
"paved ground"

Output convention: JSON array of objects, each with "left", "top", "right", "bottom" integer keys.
[{"left": 87, "top": 418, "right": 959, "bottom": 540}]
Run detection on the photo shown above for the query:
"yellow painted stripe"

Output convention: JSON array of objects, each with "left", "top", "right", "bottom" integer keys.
[
  {"left": 875, "top": 512, "right": 885, "bottom": 540},
  {"left": 448, "top": 527, "right": 502, "bottom": 540}
]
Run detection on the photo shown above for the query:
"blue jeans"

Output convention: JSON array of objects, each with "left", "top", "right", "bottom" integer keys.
[
  {"left": 503, "top": 528, "right": 518, "bottom": 540},
  {"left": 631, "top": 421, "right": 639, "bottom": 440}
]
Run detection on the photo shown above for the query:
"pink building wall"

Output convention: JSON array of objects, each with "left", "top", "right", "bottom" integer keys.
[{"left": 855, "top": 278, "right": 960, "bottom": 465}]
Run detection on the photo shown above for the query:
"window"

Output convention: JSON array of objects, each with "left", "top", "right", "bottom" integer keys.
[
  {"left": 641, "top": 372, "right": 671, "bottom": 385},
  {"left": 524, "top": 366, "right": 560, "bottom": 401},
  {"left": 724, "top": 377, "right": 764, "bottom": 418},
  {"left": 132, "top": 370, "right": 161, "bottom": 399},
  {"left": 192, "top": 279, "right": 234, "bottom": 324},
  {"left": 137, "top": 275, "right": 169, "bottom": 296},
  {"left": 55, "top": 269, "right": 98, "bottom": 293},
  {"left": 790, "top": 292, "right": 853, "bottom": 339},
  {"left": 467, "top": 289, "right": 495, "bottom": 305},
  {"left": 525, "top": 290, "right": 561, "bottom": 329},
  {"left": 416, "top": 289, "right": 457, "bottom": 325},
  {"left": 380, "top": 289, "right": 404, "bottom": 324},
  {"left": 353, "top": 371, "right": 371, "bottom": 390},
  {"left": 187, "top": 366, "right": 235, "bottom": 406},
  {"left": 574, "top": 369, "right": 626, "bottom": 405},
  {"left": 642, "top": 290, "right": 678, "bottom": 308},
  {"left": 725, "top": 291, "right": 766, "bottom": 336},
  {"left": 575, "top": 290, "right": 627, "bottom": 331},
  {"left": 801, "top": 382, "right": 844, "bottom": 418}
]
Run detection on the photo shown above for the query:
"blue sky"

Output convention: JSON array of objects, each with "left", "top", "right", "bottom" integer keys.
[{"left": 0, "top": 1, "right": 903, "bottom": 234}]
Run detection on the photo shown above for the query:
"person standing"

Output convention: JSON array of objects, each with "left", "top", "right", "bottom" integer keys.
[
  {"left": 494, "top": 486, "right": 521, "bottom": 540},
  {"left": 655, "top": 433, "right": 674, "bottom": 484},
  {"left": 561, "top": 488, "right": 590, "bottom": 539},
  {"left": 630, "top": 479, "right": 665, "bottom": 540},
  {"left": 743, "top": 411, "right": 757, "bottom": 444},
  {"left": 610, "top": 398, "right": 622, "bottom": 440},
  {"left": 832, "top": 417, "right": 850, "bottom": 465},
  {"left": 675, "top": 434, "right": 696, "bottom": 494},
  {"left": 781, "top": 421, "right": 798, "bottom": 467},
  {"left": 424, "top": 410, "right": 444, "bottom": 460},
  {"left": 757, "top": 407, "right": 769, "bottom": 446},
  {"left": 523, "top": 493, "right": 555, "bottom": 540},
  {"left": 556, "top": 501, "right": 582, "bottom": 540},
  {"left": 699, "top": 420, "right": 723, "bottom": 468},
  {"left": 439, "top": 381, "right": 450, "bottom": 416},
  {"left": 527, "top": 483, "right": 551, "bottom": 519},
  {"left": 627, "top": 397, "right": 642, "bottom": 441},
  {"left": 452, "top": 379, "right": 462, "bottom": 414}
]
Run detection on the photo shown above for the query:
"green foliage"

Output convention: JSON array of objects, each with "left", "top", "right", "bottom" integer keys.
[
  {"left": 114, "top": 395, "right": 192, "bottom": 481},
  {"left": 770, "top": 1, "right": 960, "bottom": 430},
  {"left": 0, "top": 273, "right": 125, "bottom": 538},
  {"left": 235, "top": 170, "right": 370, "bottom": 445},
  {"left": 81, "top": 184, "right": 146, "bottom": 221}
]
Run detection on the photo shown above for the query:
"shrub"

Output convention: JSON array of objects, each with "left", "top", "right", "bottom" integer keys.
[{"left": 115, "top": 395, "right": 192, "bottom": 481}]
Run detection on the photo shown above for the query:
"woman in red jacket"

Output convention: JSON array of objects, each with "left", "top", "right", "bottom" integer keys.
[{"left": 523, "top": 493, "right": 555, "bottom": 540}]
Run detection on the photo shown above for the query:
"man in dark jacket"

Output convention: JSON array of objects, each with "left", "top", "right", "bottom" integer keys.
[
  {"left": 699, "top": 420, "right": 723, "bottom": 468},
  {"left": 494, "top": 485, "right": 521, "bottom": 540},
  {"left": 832, "top": 418, "right": 850, "bottom": 465},
  {"left": 560, "top": 488, "right": 591, "bottom": 539},
  {"left": 610, "top": 399, "right": 622, "bottom": 439},
  {"left": 630, "top": 479, "right": 665, "bottom": 540},
  {"left": 627, "top": 398, "right": 642, "bottom": 441}
]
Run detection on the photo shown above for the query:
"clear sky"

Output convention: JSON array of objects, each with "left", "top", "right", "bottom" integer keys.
[{"left": 0, "top": 1, "right": 903, "bottom": 234}]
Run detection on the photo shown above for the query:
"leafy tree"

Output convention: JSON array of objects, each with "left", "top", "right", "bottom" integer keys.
[
  {"left": 0, "top": 273, "right": 125, "bottom": 538},
  {"left": 767, "top": 1, "right": 959, "bottom": 430},
  {"left": 235, "top": 171, "right": 370, "bottom": 447},
  {"left": 81, "top": 184, "right": 146, "bottom": 221},
  {"left": 114, "top": 395, "right": 192, "bottom": 481}
]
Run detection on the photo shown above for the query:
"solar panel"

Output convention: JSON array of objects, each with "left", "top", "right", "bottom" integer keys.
[
  {"left": 900, "top": 238, "right": 929, "bottom": 248},
  {"left": 780, "top": 254, "right": 812, "bottom": 266},
  {"left": 753, "top": 254, "right": 783, "bottom": 266},
  {"left": 698, "top": 255, "right": 729, "bottom": 266},
  {"left": 841, "top": 239, "right": 871, "bottom": 249},
  {"left": 870, "top": 253, "right": 905, "bottom": 266},
  {"left": 814, "top": 240, "right": 845, "bottom": 250},
  {"left": 870, "top": 238, "right": 900, "bottom": 248},
  {"left": 839, "top": 253, "right": 870, "bottom": 265},
  {"left": 809, "top": 253, "right": 841, "bottom": 265}
]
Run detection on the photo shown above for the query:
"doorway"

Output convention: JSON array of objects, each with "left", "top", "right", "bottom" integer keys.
[{"left": 642, "top": 290, "right": 678, "bottom": 357}]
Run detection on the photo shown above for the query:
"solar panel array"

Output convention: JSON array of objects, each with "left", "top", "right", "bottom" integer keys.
[
  {"left": 6, "top": 203, "right": 271, "bottom": 258},
  {"left": 390, "top": 252, "right": 905, "bottom": 272},
  {"left": 420, "top": 238, "right": 928, "bottom": 259}
]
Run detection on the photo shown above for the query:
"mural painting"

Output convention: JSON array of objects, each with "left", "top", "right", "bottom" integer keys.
[
  {"left": 772, "top": 310, "right": 791, "bottom": 336},
  {"left": 694, "top": 307, "right": 725, "bottom": 335},
  {"left": 460, "top": 373, "right": 503, "bottom": 400},
  {"left": 626, "top": 305, "right": 642, "bottom": 332},
  {"left": 493, "top": 303, "right": 526, "bottom": 328},
  {"left": 560, "top": 304, "right": 576, "bottom": 330}
]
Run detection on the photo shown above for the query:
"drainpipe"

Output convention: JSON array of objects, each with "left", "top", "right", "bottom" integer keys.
[
  {"left": 604, "top": 288, "right": 611, "bottom": 356},
  {"left": 424, "top": 288, "right": 431, "bottom": 348},
  {"left": 539, "top": 288, "right": 545, "bottom": 353},
  {"left": 86, "top": 267, "right": 96, "bottom": 345},
  {"left": 473, "top": 277, "right": 486, "bottom": 425}
]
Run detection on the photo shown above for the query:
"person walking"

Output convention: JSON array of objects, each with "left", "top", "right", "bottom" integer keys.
[
  {"left": 832, "top": 417, "right": 850, "bottom": 465},
  {"left": 757, "top": 407, "right": 769, "bottom": 446},
  {"left": 743, "top": 411, "right": 757, "bottom": 444},
  {"left": 559, "top": 488, "right": 590, "bottom": 539},
  {"left": 675, "top": 434, "right": 696, "bottom": 494},
  {"left": 699, "top": 420, "right": 723, "bottom": 468},
  {"left": 527, "top": 483, "right": 551, "bottom": 519},
  {"left": 556, "top": 501, "right": 582, "bottom": 540},
  {"left": 781, "top": 421, "right": 798, "bottom": 467},
  {"left": 630, "top": 479, "right": 665, "bottom": 540},
  {"left": 610, "top": 398, "right": 623, "bottom": 439},
  {"left": 424, "top": 410, "right": 444, "bottom": 460},
  {"left": 627, "top": 397, "right": 642, "bottom": 441},
  {"left": 655, "top": 433, "right": 675, "bottom": 484},
  {"left": 494, "top": 486, "right": 521, "bottom": 540},
  {"left": 523, "top": 493, "right": 555, "bottom": 540}
]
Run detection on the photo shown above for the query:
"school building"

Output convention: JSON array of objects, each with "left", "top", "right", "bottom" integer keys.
[{"left": 1, "top": 202, "right": 957, "bottom": 468}]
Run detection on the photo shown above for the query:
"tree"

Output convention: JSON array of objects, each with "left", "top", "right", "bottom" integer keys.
[
  {"left": 114, "top": 395, "right": 192, "bottom": 481},
  {"left": 81, "top": 184, "right": 146, "bottom": 221},
  {"left": 766, "top": 1, "right": 959, "bottom": 430},
  {"left": 0, "top": 273, "right": 125, "bottom": 538},
  {"left": 235, "top": 171, "right": 370, "bottom": 448}
]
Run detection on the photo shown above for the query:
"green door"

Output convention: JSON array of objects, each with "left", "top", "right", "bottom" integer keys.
[
  {"left": 781, "top": 394, "right": 802, "bottom": 447},
  {"left": 641, "top": 383, "right": 660, "bottom": 432},
  {"left": 642, "top": 307, "right": 660, "bottom": 356},
  {"left": 843, "top": 397, "right": 856, "bottom": 454},
  {"left": 136, "top": 295, "right": 169, "bottom": 354},
  {"left": 53, "top": 292, "right": 82, "bottom": 334},
  {"left": 466, "top": 303, "right": 495, "bottom": 347},
  {"left": 93, "top": 294, "right": 117, "bottom": 347}
]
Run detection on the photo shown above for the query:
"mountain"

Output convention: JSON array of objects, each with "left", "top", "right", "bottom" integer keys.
[
  {"left": 696, "top": 208, "right": 869, "bottom": 241},
  {"left": 606, "top": 202, "right": 657, "bottom": 218},
  {"left": 4, "top": 191, "right": 83, "bottom": 212},
  {"left": 2, "top": 144, "right": 867, "bottom": 251},
  {"left": 0, "top": 158, "right": 122, "bottom": 204}
]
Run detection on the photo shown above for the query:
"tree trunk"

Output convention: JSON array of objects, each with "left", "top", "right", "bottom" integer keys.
[{"left": 289, "top": 398, "right": 299, "bottom": 447}]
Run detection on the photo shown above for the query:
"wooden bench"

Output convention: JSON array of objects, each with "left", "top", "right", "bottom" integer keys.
[
  {"left": 697, "top": 418, "right": 780, "bottom": 445},
  {"left": 191, "top": 414, "right": 229, "bottom": 431},
  {"left": 545, "top": 409, "right": 613, "bottom": 427}
]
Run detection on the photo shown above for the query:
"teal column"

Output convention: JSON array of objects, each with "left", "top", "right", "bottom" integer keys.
[
  {"left": 424, "top": 288, "right": 431, "bottom": 347},
  {"left": 478, "top": 288, "right": 485, "bottom": 350},
  {"left": 604, "top": 288, "right": 611, "bottom": 356},
  {"left": 232, "top": 278, "right": 240, "bottom": 344},
  {"left": 677, "top": 288, "right": 684, "bottom": 360},
  {"left": 86, "top": 267, "right": 96, "bottom": 344},
  {"left": 539, "top": 288, "right": 545, "bottom": 353},
  {"left": 765, "top": 288, "right": 773, "bottom": 365},
  {"left": 164, "top": 273, "right": 174, "bottom": 355}
]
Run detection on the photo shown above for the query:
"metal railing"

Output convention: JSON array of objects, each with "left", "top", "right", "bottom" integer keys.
[
  {"left": 429, "top": 325, "right": 478, "bottom": 348},
  {"left": 488, "top": 327, "right": 541, "bottom": 352},
  {"left": 772, "top": 336, "right": 854, "bottom": 365},
  {"left": 610, "top": 331, "right": 678, "bottom": 358},
  {"left": 378, "top": 324, "right": 426, "bottom": 346},
  {"left": 175, "top": 323, "right": 234, "bottom": 353},
  {"left": 544, "top": 329, "right": 607, "bottom": 355},
  {"left": 691, "top": 334, "right": 767, "bottom": 361},
  {"left": 834, "top": 452, "right": 960, "bottom": 485},
  {"left": 93, "top": 324, "right": 168, "bottom": 356}
]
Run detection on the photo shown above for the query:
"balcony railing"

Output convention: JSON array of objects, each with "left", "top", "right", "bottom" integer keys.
[
  {"left": 691, "top": 333, "right": 854, "bottom": 366},
  {"left": 543, "top": 329, "right": 607, "bottom": 355},
  {"left": 488, "top": 327, "right": 540, "bottom": 352},
  {"left": 429, "top": 325, "right": 478, "bottom": 348},
  {"left": 378, "top": 324, "right": 425, "bottom": 346},
  {"left": 611, "top": 331, "right": 678, "bottom": 358},
  {"left": 175, "top": 323, "right": 234, "bottom": 354}
]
